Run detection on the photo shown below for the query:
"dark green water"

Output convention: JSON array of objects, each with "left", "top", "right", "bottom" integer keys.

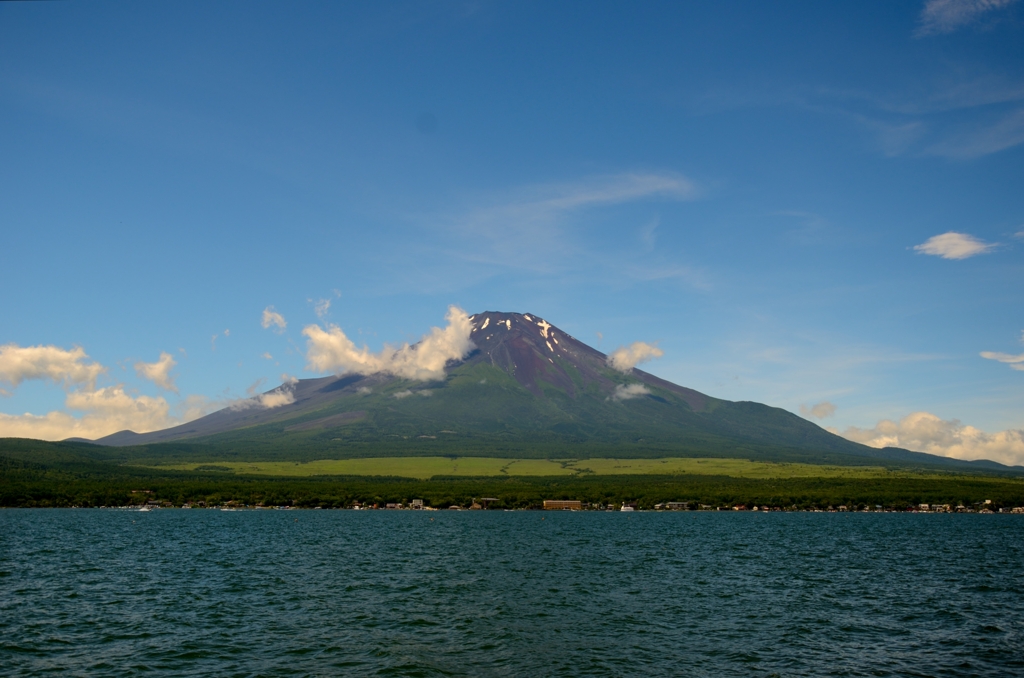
[{"left": 1, "top": 510, "right": 1022, "bottom": 677}]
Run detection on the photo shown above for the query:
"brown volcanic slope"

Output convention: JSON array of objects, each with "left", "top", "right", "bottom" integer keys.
[{"left": 90, "top": 312, "right": 1009, "bottom": 470}]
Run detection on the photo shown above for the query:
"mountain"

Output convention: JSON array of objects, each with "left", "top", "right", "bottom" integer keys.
[{"left": 91, "top": 312, "right": 1009, "bottom": 470}]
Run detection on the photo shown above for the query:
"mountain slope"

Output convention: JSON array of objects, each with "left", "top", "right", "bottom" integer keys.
[{"left": 90, "top": 312, "right": 1011, "bottom": 470}]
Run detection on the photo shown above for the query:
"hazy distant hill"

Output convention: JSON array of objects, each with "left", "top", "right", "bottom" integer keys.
[{"left": 79, "top": 311, "right": 1009, "bottom": 471}]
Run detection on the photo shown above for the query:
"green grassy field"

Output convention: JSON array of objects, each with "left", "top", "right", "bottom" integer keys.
[
  {"left": 149, "top": 456, "right": 945, "bottom": 480},
  {"left": 6, "top": 439, "right": 1023, "bottom": 508}
]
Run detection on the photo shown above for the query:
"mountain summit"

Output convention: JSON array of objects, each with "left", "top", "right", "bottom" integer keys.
[
  {"left": 464, "top": 312, "right": 700, "bottom": 406},
  {"left": 93, "top": 312, "right": 997, "bottom": 469}
]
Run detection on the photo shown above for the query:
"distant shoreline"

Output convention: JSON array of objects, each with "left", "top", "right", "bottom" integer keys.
[{"left": 5, "top": 504, "right": 1022, "bottom": 514}]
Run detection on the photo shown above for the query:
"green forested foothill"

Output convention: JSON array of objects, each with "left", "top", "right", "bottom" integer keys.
[{"left": 3, "top": 439, "right": 1023, "bottom": 510}]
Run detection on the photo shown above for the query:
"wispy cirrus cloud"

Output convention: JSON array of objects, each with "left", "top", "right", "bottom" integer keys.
[
  {"left": 828, "top": 83, "right": 1024, "bottom": 159},
  {"left": 475, "top": 172, "right": 696, "bottom": 219},
  {"left": 369, "top": 171, "right": 709, "bottom": 296},
  {"left": 913, "top": 231, "right": 996, "bottom": 259},
  {"left": 452, "top": 172, "right": 697, "bottom": 267},
  {"left": 310, "top": 290, "right": 341, "bottom": 319},
  {"left": 699, "top": 71, "right": 1024, "bottom": 160},
  {"left": 261, "top": 306, "right": 287, "bottom": 332},
  {"left": 915, "top": 0, "right": 1020, "bottom": 37},
  {"left": 926, "top": 107, "right": 1024, "bottom": 158}
]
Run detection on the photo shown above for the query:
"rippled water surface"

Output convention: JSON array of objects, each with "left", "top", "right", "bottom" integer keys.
[{"left": 2, "top": 510, "right": 1022, "bottom": 677}]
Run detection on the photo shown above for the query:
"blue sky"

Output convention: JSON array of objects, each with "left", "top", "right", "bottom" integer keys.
[{"left": 2, "top": 0, "right": 1023, "bottom": 463}]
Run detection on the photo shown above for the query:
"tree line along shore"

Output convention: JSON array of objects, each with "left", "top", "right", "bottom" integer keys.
[{"left": 4, "top": 473, "right": 1024, "bottom": 511}]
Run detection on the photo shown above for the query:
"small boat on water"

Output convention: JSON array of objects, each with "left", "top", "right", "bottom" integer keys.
[
  {"left": 620, "top": 505, "right": 635, "bottom": 512},
  {"left": 138, "top": 505, "right": 153, "bottom": 512}
]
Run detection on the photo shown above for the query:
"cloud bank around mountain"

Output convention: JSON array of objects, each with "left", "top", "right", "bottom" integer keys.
[
  {"left": 835, "top": 411, "right": 1024, "bottom": 466},
  {"left": 607, "top": 341, "right": 664, "bottom": 372},
  {"left": 228, "top": 386, "right": 296, "bottom": 411},
  {"left": 610, "top": 383, "right": 651, "bottom": 401},
  {"left": 303, "top": 305, "right": 475, "bottom": 381}
]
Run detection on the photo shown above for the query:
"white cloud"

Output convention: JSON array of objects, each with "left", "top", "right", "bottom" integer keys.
[
  {"left": 261, "top": 352, "right": 273, "bottom": 360},
  {"left": 393, "top": 390, "right": 414, "bottom": 399},
  {"left": 261, "top": 306, "right": 287, "bottom": 331},
  {"left": 229, "top": 383, "right": 296, "bottom": 411},
  {"left": 610, "top": 383, "right": 651, "bottom": 401},
  {"left": 281, "top": 373, "right": 299, "bottom": 385},
  {"left": 357, "top": 386, "right": 372, "bottom": 395},
  {"left": 0, "top": 385, "right": 175, "bottom": 441},
  {"left": 256, "top": 390, "right": 296, "bottom": 408},
  {"left": 0, "top": 344, "right": 104, "bottom": 390},
  {"left": 916, "top": 0, "right": 1019, "bottom": 36},
  {"left": 134, "top": 352, "right": 177, "bottom": 392},
  {"left": 303, "top": 305, "right": 475, "bottom": 381},
  {"left": 0, "top": 343, "right": 216, "bottom": 440},
  {"left": 800, "top": 401, "right": 837, "bottom": 419},
  {"left": 981, "top": 350, "right": 1024, "bottom": 371},
  {"left": 607, "top": 341, "right": 665, "bottom": 373},
  {"left": 913, "top": 231, "right": 995, "bottom": 259},
  {"left": 314, "top": 298, "right": 331, "bottom": 318},
  {"left": 836, "top": 411, "right": 1024, "bottom": 466},
  {"left": 0, "top": 342, "right": 275, "bottom": 441}
]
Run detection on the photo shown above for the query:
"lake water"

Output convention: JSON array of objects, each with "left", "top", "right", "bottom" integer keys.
[{"left": 1, "top": 510, "right": 1022, "bottom": 677}]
